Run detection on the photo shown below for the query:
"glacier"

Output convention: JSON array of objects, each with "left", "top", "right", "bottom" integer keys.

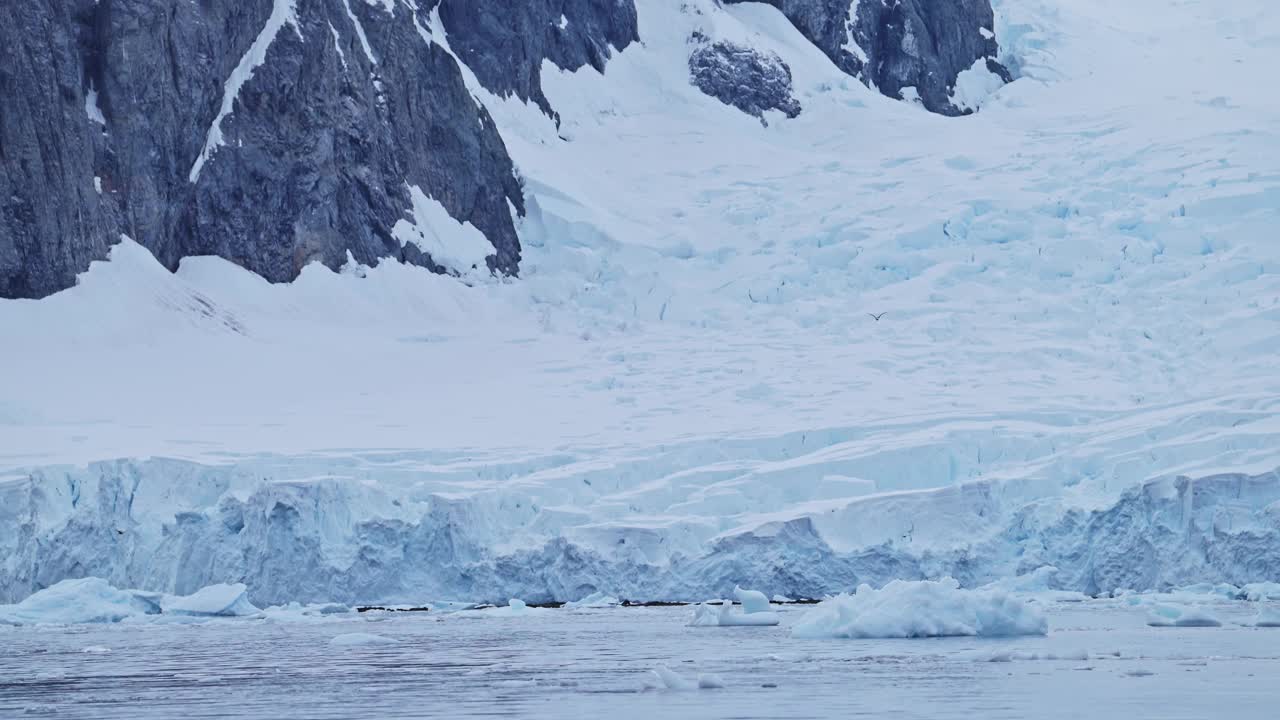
[{"left": 2, "top": 0, "right": 1279, "bottom": 610}]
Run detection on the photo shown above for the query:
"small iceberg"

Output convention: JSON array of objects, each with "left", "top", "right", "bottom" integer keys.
[
  {"left": 1252, "top": 606, "right": 1280, "bottom": 628},
  {"left": 0, "top": 577, "right": 264, "bottom": 625},
  {"left": 482, "top": 598, "right": 547, "bottom": 617},
  {"left": 645, "top": 665, "right": 725, "bottom": 691},
  {"left": 1145, "top": 604, "right": 1222, "bottom": 627},
  {"left": 791, "top": 577, "right": 1048, "bottom": 639},
  {"left": 689, "top": 601, "right": 781, "bottom": 627},
  {"left": 162, "top": 583, "right": 260, "bottom": 617},
  {"left": 329, "top": 632, "right": 399, "bottom": 647},
  {"left": 733, "top": 586, "right": 772, "bottom": 614},
  {"left": 1242, "top": 582, "right": 1280, "bottom": 602},
  {"left": 0, "top": 578, "right": 155, "bottom": 625}
]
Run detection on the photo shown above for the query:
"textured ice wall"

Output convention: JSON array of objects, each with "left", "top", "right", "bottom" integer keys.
[{"left": 3, "top": 457, "right": 1277, "bottom": 606}]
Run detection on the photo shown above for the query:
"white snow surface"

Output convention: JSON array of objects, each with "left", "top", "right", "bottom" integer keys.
[
  {"left": 392, "top": 184, "right": 494, "bottom": 275},
  {"left": 791, "top": 578, "right": 1048, "bottom": 638},
  {"left": 478, "top": 598, "right": 549, "bottom": 617},
  {"left": 646, "top": 665, "right": 724, "bottom": 691},
  {"left": 3, "top": 0, "right": 1280, "bottom": 606}
]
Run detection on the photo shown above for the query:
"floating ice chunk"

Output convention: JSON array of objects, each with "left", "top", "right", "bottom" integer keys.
[
  {"left": 772, "top": 594, "right": 794, "bottom": 603},
  {"left": 697, "top": 673, "right": 726, "bottom": 689},
  {"left": 649, "top": 665, "right": 697, "bottom": 691},
  {"left": 648, "top": 665, "right": 722, "bottom": 691},
  {"left": 330, "top": 632, "right": 399, "bottom": 646},
  {"left": 0, "top": 578, "right": 154, "bottom": 625},
  {"left": 565, "top": 591, "right": 620, "bottom": 609},
  {"left": 482, "top": 598, "right": 547, "bottom": 617},
  {"left": 791, "top": 578, "right": 1048, "bottom": 639},
  {"left": 689, "top": 601, "right": 781, "bottom": 627},
  {"left": 1145, "top": 604, "right": 1222, "bottom": 627},
  {"left": 1173, "top": 582, "right": 1242, "bottom": 600},
  {"left": 162, "top": 583, "right": 260, "bottom": 617},
  {"left": 81, "top": 646, "right": 112, "bottom": 654},
  {"left": 733, "top": 586, "right": 772, "bottom": 614},
  {"left": 1252, "top": 606, "right": 1280, "bottom": 627},
  {"left": 1242, "top": 582, "right": 1280, "bottom": 602}
]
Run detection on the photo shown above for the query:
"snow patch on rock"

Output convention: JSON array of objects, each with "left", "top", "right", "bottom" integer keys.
[
  {"left": 190, "top": 0, "right": 302, "bottom": 182},
  {"left": 393, "top": 185, "right": 494, "bottom": 275}
]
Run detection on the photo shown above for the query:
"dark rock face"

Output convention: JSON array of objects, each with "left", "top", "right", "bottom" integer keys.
[
  {"left": 0, "top": 0, "right": 525, "bottom": 299},
  {"left": 730, "top": 0, "right": 1010, "bottom": 116},
  {"left": 436, "top": 0, "right": 639, "bottom": 119},
  {"left": 689, "top": 39, "right": 802, "bottom": 122}
]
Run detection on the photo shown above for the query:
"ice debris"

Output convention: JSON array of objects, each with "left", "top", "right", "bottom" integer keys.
[
  {"left": 0, "top": 577, "right": 262, "bottom": 625},
  {"left": 565, "top": 591, "right": 621, "bottom": 609},
  {"left": 1253, "top": 606, "right": 1280, "bottom": 627},
  {"left": 161, "top": 583, "right": 260, "bottom": 617},
  {"left": 1145, "top": 604, "right": 1223, "bottom": 627},
  {"left": 791, "top": 577, "right": 1048, "bottom": 639},
  {"left": 733, "top": 586, "right": 772, "bottom": 614},
  {"left": 481, "top": 598, "right": 548, "bottom": 617},
  {"left": 645, "top": 665, "right": 724, "bottom": 691},
  {"left": 0, "top": 578, "right": 147, "bottom": 625},
  {"left": 689, "top": 600, "right": 781, "bottom": 627},
  {"left": 329, "top": 632, "right": 399, "bottom": 647}
]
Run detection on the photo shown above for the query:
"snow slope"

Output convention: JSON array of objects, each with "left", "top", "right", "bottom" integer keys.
[{"left": 1, "top": 0, "right": 1278, "bottom": 604}]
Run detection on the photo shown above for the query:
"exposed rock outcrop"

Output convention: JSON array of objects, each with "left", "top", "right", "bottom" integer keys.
[
  {"left": 689, "top": 38, "right": 802, "bottom": 122},
  {"left": 0, "top": 0, "right": 527, "bottom": 299},
  {"left": 436, "top": 0, "right": 640, "bottom": 119},
  {"left": 729, "top": 0, "right": 1010, "bottom": 116}
]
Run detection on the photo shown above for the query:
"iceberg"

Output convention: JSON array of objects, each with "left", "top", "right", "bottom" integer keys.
[
  {"left": 1253, "top": 606, "right": 1280, "bottom": 628},
  {"left": 645, "top": 665, "right": 724, "bottom": 691},
  {"left": 791, "top": 578, "right": 1048, "bottom": 639},
  {"left": 0, "top": 578, "right": 155, "bottom": 625},
  {"left": 732, "top": 585, "right": 772, "bottom": 614},
  {"left": 1145, "top": 604, "right": 1223, "bottom": 627},
  {"left": 162, "top": 583, "right": 260, "bottom": 617},
  {"left": 0, "top": 577, "right": 264, "bottom": 625}
]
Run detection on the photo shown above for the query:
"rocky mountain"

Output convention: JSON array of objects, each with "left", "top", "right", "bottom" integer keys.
[
  {"left": 0, "top": 0, "right": 1005, "bottom": 299},
  {"left": 728, "top": 0, "right": 1010, "bottom": 114}
]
